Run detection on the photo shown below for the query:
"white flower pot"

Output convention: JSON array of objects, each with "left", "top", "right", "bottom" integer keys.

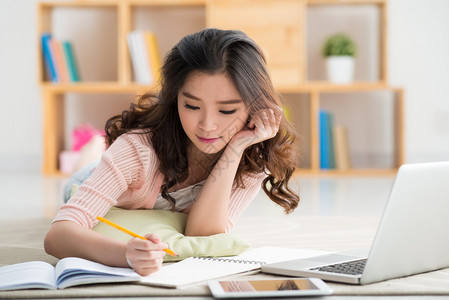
[{"left": 326, "top": 56, "right": 355, "bottom": 84}]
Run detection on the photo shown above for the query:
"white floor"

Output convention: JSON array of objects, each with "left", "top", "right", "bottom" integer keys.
[{"left": 0, "top": 171, "right": 395, "bottom": 222}]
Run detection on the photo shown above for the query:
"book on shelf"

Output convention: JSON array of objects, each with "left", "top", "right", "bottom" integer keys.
[
  {"left": 40, "top": 33, "right": 80, "bottom": 83},
  {"left": 319, "top": 110, "right": 351, "bottom": 170},
  {"left": 62, "top": 41, "right": 80, "bottom": 82},
  {"left": 319, "top": 109, "right": 333, "bottom": 169},
  {"left": 0, "top": 247, "right": 327, "bottom": 291},
  {"left": 127, "top": 30, "right": 162, "bottom": 85},
  {"left": 327, "top": 112, "right": 336, "bottom": 169},
  {"left": 333, "top": 125, "right": 351, "bottom": 170},
  {"left": 41, "top": 33, "right": 57, "bottom": 82},
  {"left": 51, "top": 38, "right": 69, "bottom": 83},
  {"left": 127, "top": 31, "right": 152, "bottom": 85},
  {"left": 143, "top": 31, "right": 162, "bottom": 83}
]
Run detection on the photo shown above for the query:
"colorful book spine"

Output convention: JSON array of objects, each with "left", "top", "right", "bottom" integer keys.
[
  {"left": 136, "top": 31, "right": 153, "bottom": 84},
  {"left": 334, "top": 125, "right": 351, "bottom": 170},
  {"left": 327, "top": 113, "right": 336, "bottom": 169},
  {"left": 52, "top": 39, "right": 69, "bottom": 83},
  {"left": 51, "top": 39, "right": 69, "bottom": 83},
  {"left": 41, "top": 33, "right": 57, "bottom": 82},
  {"left": 143, "top": 31, "right": 162, "bottom": 84},
  {"left": 319, "top": 109, "right": 337, "bottom": 170},
  {"left": 62, "top": 41, "right": 80, "bottom": 82},
  {"left": 319, "top": 110, "right": 331, "bottom": 169},
  {"left": 127, "top": 32, "right": 141, "bottom": 83},
  {"left": 127, "top": 31, "right": 153, "bottom": 85}
]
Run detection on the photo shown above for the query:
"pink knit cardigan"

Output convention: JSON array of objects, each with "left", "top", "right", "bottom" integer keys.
[{"left": 54, "top": 132, "right": 265, "bottom": 232}]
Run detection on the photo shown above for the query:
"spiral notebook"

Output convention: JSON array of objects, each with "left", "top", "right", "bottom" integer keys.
[{"left": 139, "top": 246, "right": 327, "bottom": 289}]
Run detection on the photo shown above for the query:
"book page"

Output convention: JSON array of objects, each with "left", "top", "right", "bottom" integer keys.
[
  {"left": 55, "top": 257, "right": 140, "bottom": 289},
  {"left": 140, "top": 256, "right": 260, "bottom": 288},
  {"left": 0, "top": 261, "right": 56, "bottom": 290}
]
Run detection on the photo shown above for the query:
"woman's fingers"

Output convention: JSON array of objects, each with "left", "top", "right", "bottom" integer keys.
[
  {"left": 126, "top": 234, "right": 168, "bottom": 276},
  {"left": 251, "top": 107, "right": 282, "bottom": 140},
  {"left": 144, "top": 233, "right": 164, "bottom": 245},
  {"left": 230, "top": 105, "right": 283, "bottom": 151},
  {"left": 129, "top": 246, "right": 165, "bottom": 275}
]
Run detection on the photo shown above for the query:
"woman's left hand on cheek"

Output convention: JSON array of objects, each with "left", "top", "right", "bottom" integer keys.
[{"left": 230, "top": 106, "right": 283, "bottom": 151}]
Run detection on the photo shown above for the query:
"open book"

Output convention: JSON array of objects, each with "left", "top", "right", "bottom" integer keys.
[
  {"left": 0, "top": 257, "right": 140, "bottom": 290},
  {"left": 0, "top": 247, "right": 327, "bottom": 290}
]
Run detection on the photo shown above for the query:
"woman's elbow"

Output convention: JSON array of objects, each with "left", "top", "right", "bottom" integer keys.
[
  {"left": 44, "top": 222, "right": 71, "bottom": 258},
  {"left": 184, "top": 223, "right": 226, "bottom": 236},
  {"left": 185, "top": 229, "right": 225, "bottom": 237},
  {"left": 44, "top": 228, "right": 58, "bottom": 256}
]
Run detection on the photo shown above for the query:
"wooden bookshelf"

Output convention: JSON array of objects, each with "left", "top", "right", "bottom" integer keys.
[{"left": 37, "top": 0, "right": 404, "bottom": 176}]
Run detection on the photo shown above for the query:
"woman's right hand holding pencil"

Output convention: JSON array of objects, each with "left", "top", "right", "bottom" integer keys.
[{"left": 125, "top": 233, "right": 167, "bottom": 276}]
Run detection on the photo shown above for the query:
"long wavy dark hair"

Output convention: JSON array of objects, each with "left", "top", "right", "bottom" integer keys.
[{"left": 105, "top": 28, "right": 300, "bottom": 213}]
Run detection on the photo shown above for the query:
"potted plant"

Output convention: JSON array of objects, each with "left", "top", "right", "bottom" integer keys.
[{"left": 322, "top": 33, "right": 357, "bottom": 84}]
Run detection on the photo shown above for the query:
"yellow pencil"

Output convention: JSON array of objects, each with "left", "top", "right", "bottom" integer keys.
[{"left": 96, "top": 216, "right": 178, "bottom": 257}]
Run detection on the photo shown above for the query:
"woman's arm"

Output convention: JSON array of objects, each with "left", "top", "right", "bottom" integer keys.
[
  {"left": 45, "top": 221, "right": 129, "bottom": 266},
  {"left": 44, "top": 220, "right": 167, "bottom": 275},
  {"left": 45, "top": 134, "right": 168, "bottom": 275},
  {"left": 185, "top": 146, "right": 244, "bottom": 236},
  {"left": 185, "top": 107, "right": 282, "bottom": 236}
]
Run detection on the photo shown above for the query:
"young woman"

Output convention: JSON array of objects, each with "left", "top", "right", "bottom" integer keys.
[{"left": 45, "top": 28, "right": 299, "bottom": 276}]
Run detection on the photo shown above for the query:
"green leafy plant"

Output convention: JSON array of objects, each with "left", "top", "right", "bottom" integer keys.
[{"left": 322, "top": 34, "right": 357, "bottom": 57}]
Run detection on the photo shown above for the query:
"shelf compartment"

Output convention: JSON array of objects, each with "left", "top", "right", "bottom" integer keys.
[
  {"left": 306, "top": 1, "right": 387, "bottom": 83},
  {"left": 129, "top": 4, "right": 206, "bottom": 83},
  {"left": 41, "top": 91, "right": 136, "bottom": 175},
  {"left": 38, "top": 2, "right": 119, "bottom": 84},
  {"left": 283, "top": 87, "right": 404, "bottom": 175},
  {"left": 207, "top": 0, "right": 306, "bottom": 87}
]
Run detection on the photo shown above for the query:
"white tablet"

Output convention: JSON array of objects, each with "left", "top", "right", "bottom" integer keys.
[{"left": 208, "top": 278, "right": 333, "bottom": 298}]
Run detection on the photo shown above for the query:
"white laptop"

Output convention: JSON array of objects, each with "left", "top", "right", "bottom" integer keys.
[{"left": 262, "top": 161, "right": 449, "bottom": 285}]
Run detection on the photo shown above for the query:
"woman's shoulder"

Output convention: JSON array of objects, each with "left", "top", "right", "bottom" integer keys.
[
  {"left": 114, "top": 130, "right": 154, "bottom": 148},
  {"left": 107, "top": 130, "right": 158, "bottom": 162},
  {"left": 104, "top": 130, "right": 162, "bottom": 184}
]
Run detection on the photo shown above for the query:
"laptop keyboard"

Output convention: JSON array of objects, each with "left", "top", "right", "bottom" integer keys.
[{"left": 310, "top": 259, "right": 367, "bottom": 275}]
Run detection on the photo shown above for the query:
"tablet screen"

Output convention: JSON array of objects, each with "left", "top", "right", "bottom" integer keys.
[{"left": 219, "top": 278, "right": 318, "bottom": 292}]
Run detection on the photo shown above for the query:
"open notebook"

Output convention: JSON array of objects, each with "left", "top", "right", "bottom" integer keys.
[{"left": 140, "top": 246, "right": 328, "bottom": 288}]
